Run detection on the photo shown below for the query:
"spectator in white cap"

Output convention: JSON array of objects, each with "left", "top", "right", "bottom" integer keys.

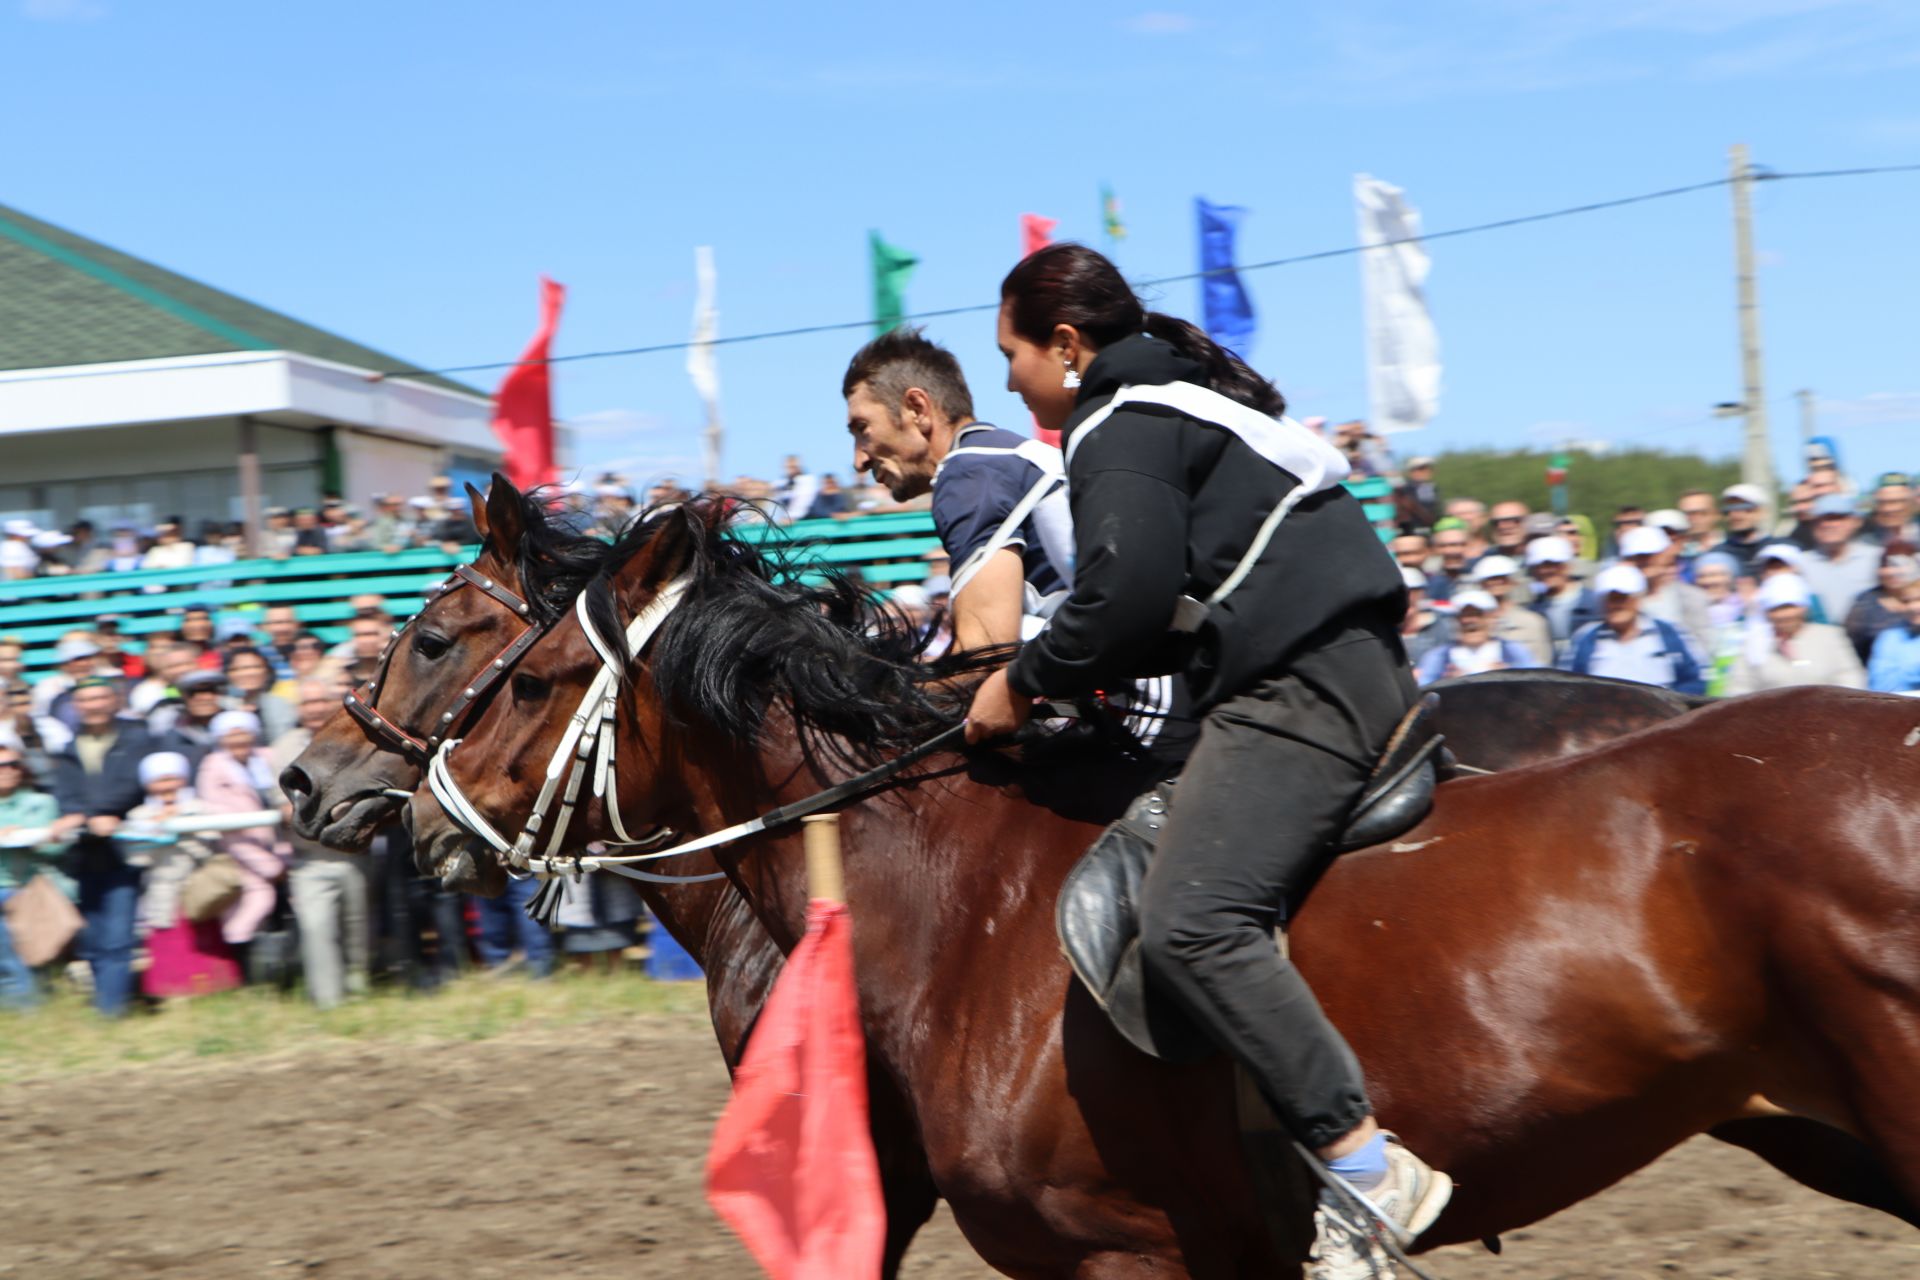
[
  {"left": 1725, "top": 573, "right": 1865, "bottom": 695},
  {"left": 1710, "top": 483, "right": 1772, "bottom": 575},
  {"left": 34, "top": 634, "right": 107, "bottom": 724},
  {"left": 0, "top": 520, "right": 39, "bottom": 581},
  {"left": 128, "top": 751, "right": 242, "bottom": 1000},
  {"left": 195, "top": 709, "right": 286, "bottom": 966},
  {"left": 140, "top": 521, "right": 196, "bottom": 572},
  {"left": 1414, "top": 589, "right": 1538, "bottom": 684},
  {"left": 1525, "top": 535, "right": 1599, "bottom": 655},
  {"left": 1619, "top": 525, "right": 1713, "bottom": 660},
  {"left": 1562, "top": 564, "right": 1706, "bottom": 694},
  {"left": 1799, "top": 493, "right": 1880, "bottom": 624},
  {"left": 1469, "top": 554, "right": 1552, "bottom": 665},
  {"left": 1398, "top": 565, "right": 1452, "bottom": 669},
  {"left": 29, "top": 529, "right": 74, "bottom": 575}
]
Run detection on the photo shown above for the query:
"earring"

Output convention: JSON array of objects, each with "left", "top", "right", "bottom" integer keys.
[{"left": 1062, "top": 363, "right": 1081, "bottom": 390}]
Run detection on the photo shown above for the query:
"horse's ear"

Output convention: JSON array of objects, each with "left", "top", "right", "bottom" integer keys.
[
  {"left": 480, "top": 474, "right": 525, "bottom": 553},
  {"left": 617, "top": 504, "right": 703, "bottom": 607},
  {"left": 466, "top": 482, "right": 489, "bottom": 538}
]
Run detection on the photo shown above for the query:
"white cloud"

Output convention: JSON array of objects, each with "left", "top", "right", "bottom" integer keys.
[
  {"left": 1810, "top": 391, "right": 1920, "bottom": 429},
  {"left": 1120, "top": 11, "right": 1196, "bottom": 36},
  {"left": 21, "top": 0, "right": 107, "bottom": 20}
]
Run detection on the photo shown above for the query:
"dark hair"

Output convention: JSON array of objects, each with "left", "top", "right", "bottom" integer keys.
[
  {"left": 840, "top": 326, "right": 976, "bottom": 423},
  {"left": 222, "top": 645, "right": 272, "bottom": 675},
  {"left": 999, "top": 243, "right": 1284, "bottom": 417}
]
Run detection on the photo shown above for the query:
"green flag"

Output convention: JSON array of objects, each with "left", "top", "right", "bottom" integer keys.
[
  {"left": 869, "top": 231, "right": 918, "bottom": 334},
  {"left": 1101, "top": 183, "right": 1127, "bottom": 243}
]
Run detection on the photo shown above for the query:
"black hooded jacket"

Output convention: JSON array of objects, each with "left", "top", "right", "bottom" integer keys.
[{"left": 1006, "top": 334, "right": 1405, "bottom": 712}]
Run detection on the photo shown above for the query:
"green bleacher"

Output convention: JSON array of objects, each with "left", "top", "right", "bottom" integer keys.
[{"left": 2, "top": 483, "right": 1397, "bottom": 678}]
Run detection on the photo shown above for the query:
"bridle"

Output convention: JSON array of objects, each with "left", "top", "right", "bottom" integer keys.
[
  {"left": 342, "top": 563, "right": 548, "bottom": 765},
  {"left": 424, "top": 572, "right": 972, "bottom": 894},
  {"left": 426, "top": 575, "right": 722, "bottom": 885}
]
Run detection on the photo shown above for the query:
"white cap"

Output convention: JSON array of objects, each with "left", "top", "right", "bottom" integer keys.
[
  {"left": 1399, "top": 565, "right": 1428, "bottom": 591},
  {"left": 1450, "top": 589, "right": 1498, "bottom": 613},
  {"left": 1721, "top": 483, "right": 1769, "bottom": 508},
  {"left": 1757, "top": 573, "right": 1812, "bottom": 611},
  {"left": 209, "top": 709, "right": 263, "bottom": 741},
  {"left": 1647, "top": 508, "right": 1689, "bottom": 534},
  {"left": 408, "top": 496, "right": 437, "bottom": 510},
  {"left": 1470, "top": 554, "right": 1519, "bottom": 582},
  {"left": 55, "top": 638, "right": 102, "bottom": 662},
  {"left": 139, "top": 752, "right": 192, "bottom": 787},
  {"left": 1525, "top": 536, "right": 1575, "bottom": 566},
  {"left": 1618, "top": 526, "right": 1671, "bottom": 558},
  {"left": 1594, "top": 564, "right": 1648, "bottom": 597},
  {"left": 3, "top": 519, "right": 38, "bottom": 537},
  {"left": 1757, "top": 542, "right": 1804, "bottom": 570},
  {"left": 888, "top": 584, "right": 930, "bottom": 611}
]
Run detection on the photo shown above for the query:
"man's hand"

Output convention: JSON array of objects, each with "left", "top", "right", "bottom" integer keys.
[
  {"left": 50, "top": 814, "right": 85, "bottom": 837},
  {"left": 964, "top": 668, "right": 1034, "bottom": 745},
  {"left": 86, "top": 814, "right": 122, "bottom": 838}
]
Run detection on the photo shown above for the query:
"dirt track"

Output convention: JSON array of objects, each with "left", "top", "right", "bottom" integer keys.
[{"left": 1, "top": 1008, "right": 1914, "bottom": 1279}]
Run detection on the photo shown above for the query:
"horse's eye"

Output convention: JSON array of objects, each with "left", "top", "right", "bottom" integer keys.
[
  {"left": 413, "top": 633, "right": 451, "bottom": 661},
  {"left": 513, "top": 673, "right": 549, "bottom": 702}
]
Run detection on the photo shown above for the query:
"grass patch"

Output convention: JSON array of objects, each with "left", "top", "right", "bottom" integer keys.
[{"left": 0, "top": 971, "right": 707, "bottom": 1085}]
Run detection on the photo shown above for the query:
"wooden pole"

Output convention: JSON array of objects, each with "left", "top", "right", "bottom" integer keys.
[
  {"left": 801, "top": 813, "right": 845, "bottom": 904},
  {"left": 1729, "top": 144, "right": 1775, "bottom": 498}
]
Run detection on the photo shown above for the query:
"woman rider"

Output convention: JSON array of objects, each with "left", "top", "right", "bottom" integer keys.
[{"left": 964, "top": 244, "right": 1451, "bottom": 1278}]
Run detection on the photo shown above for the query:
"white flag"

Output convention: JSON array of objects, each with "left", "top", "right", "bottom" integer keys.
[
  {"left": 687, "top": 245, "right": 724, "bottom": 484},
  {"left": 1355, "top": 175, "right": 1441, "bottom": 434}
]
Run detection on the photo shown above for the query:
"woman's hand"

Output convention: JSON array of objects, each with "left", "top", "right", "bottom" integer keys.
[{"left": 964, "top": 668, "right": 1034, "bottom": 745}]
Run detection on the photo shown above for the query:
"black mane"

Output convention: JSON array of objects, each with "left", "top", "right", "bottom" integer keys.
[
  {"left": 491, "top": 487, "right": 621, "bottom": 626},
  {"left": 557, "top": 500, "right": 1004, "bottom": 763}
]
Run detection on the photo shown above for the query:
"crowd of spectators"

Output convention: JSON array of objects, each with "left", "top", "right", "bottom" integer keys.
[{"left": 1380, "top": 449, "right": 1920, "bottom": 701}]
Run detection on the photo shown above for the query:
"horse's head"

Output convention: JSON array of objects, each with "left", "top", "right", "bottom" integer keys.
[
  {"left": 282, "top": 475, "right": 556, "bottom": 854},
  {"left": 405, "top": 504, "right": 707, "bottom": 895}
]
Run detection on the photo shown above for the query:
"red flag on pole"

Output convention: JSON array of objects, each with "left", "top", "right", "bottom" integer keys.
[
  {"left": 706, "top": 893, "right": 884, "bottom": 1280},
  {"left": 1020, "top": 212, "right": 1057, "bottom": 259},
  {"left": 1018, "top": 216, "right": 1063, "bottom": 445},
  {"left": 490, "top": 276, "right": 565, "bottom": 492}
]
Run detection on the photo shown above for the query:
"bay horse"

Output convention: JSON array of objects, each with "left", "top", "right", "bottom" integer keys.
[{"left": 406, "top": 499, "right": 1920, "bottom": 1278}]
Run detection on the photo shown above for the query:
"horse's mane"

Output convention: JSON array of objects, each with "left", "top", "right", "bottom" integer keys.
[
  {"left": 489, "top": 487, "right": 624, "bottom": 626},
  {"left": 567, "top": 500, "right": 1004, "bottom": 764}
]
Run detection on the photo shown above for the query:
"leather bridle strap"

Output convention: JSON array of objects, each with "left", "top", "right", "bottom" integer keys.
[{"left": 342, "top": 563, "right": 544, "bottom": 763}]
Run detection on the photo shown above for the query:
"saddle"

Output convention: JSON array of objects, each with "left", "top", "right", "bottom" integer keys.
[{"left": 1057, "top": 694, "right": 1447, "bottom": 1063}]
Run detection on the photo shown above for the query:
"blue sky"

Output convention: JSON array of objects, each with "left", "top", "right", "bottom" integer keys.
[{"left": 4, "top": 0, "right": 1918, "bottom": 496}]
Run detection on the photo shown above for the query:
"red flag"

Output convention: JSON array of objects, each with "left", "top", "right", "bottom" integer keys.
[
  {"left": 1019, "top": 216, "right": 1063, "bottom": 444},
  {"left": 1020, "top": 212, "right": 1057, "bottom": 259},
  {"left": 490, "top": 276, "right": 565, "bottom": 492},
  {"left": 707, "top": 899, "right": 884, "bottom": 1280}
]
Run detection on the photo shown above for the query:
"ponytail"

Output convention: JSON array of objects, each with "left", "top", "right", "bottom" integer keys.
[
  {"left": 1000, "top": 243, "right": 1286, "bottom": 417},
  {"left": 1139, "top": 311, "right": 1285, "bottom": 418}
]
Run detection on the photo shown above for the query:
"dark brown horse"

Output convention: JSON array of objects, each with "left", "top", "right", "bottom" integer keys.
[{"left": 407, "top": 501, "right": 1920, "bottom": 1277}]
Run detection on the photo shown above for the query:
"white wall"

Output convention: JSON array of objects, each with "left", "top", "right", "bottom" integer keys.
[{"left": 336, "top": 429, "right": 443, "bottom": 508}]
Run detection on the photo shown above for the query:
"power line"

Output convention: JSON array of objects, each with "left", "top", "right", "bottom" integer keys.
[
  {"left": 374, "top": 160, "right": 1918, "bottom": 382},
  {"left": 6, "top": 162, "right": 1914, "bottom": 389}
]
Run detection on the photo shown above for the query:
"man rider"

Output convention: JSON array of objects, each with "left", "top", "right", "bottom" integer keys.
[{"left": 844, "top": 326, "right": 1073, "bottom": 652}]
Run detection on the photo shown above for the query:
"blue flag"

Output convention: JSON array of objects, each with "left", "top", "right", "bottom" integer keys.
[{"left": 1195, "top": 197, "right": 1255, "bottom": 360}]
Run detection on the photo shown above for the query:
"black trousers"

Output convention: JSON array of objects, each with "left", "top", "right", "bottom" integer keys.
[{"left": 1138, "top": 626, "right": 1415, "bottom": 1150}]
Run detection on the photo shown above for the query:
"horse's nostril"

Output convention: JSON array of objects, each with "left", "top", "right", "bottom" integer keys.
[{"left": 279, "top": 764, "right": 312, "bottom": 803}]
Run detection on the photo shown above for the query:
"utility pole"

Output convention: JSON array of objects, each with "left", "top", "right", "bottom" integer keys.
[
  {"left": 1796, "top": 388, "right": 1817, "bottom": 444},
  {"left": 1729, "top": 144, "right": 1775, "bottom": 499}
]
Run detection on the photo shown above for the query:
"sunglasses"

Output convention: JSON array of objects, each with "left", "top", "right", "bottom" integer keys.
[
  {"left": 0, "top": 760, "right": 23, "bottom": 769},
  {"left": 1492, "top": 516, "right": 1524, "bottom": 525}
]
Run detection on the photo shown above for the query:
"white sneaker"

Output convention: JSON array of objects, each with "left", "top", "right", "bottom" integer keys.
[{"left": 1306, "top": 1134, "right": 1452, "bottom": 1279}]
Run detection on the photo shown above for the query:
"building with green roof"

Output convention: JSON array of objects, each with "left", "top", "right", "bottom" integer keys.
[{"left": 0, "top": 201, "right": 505, "bottom": 540}]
